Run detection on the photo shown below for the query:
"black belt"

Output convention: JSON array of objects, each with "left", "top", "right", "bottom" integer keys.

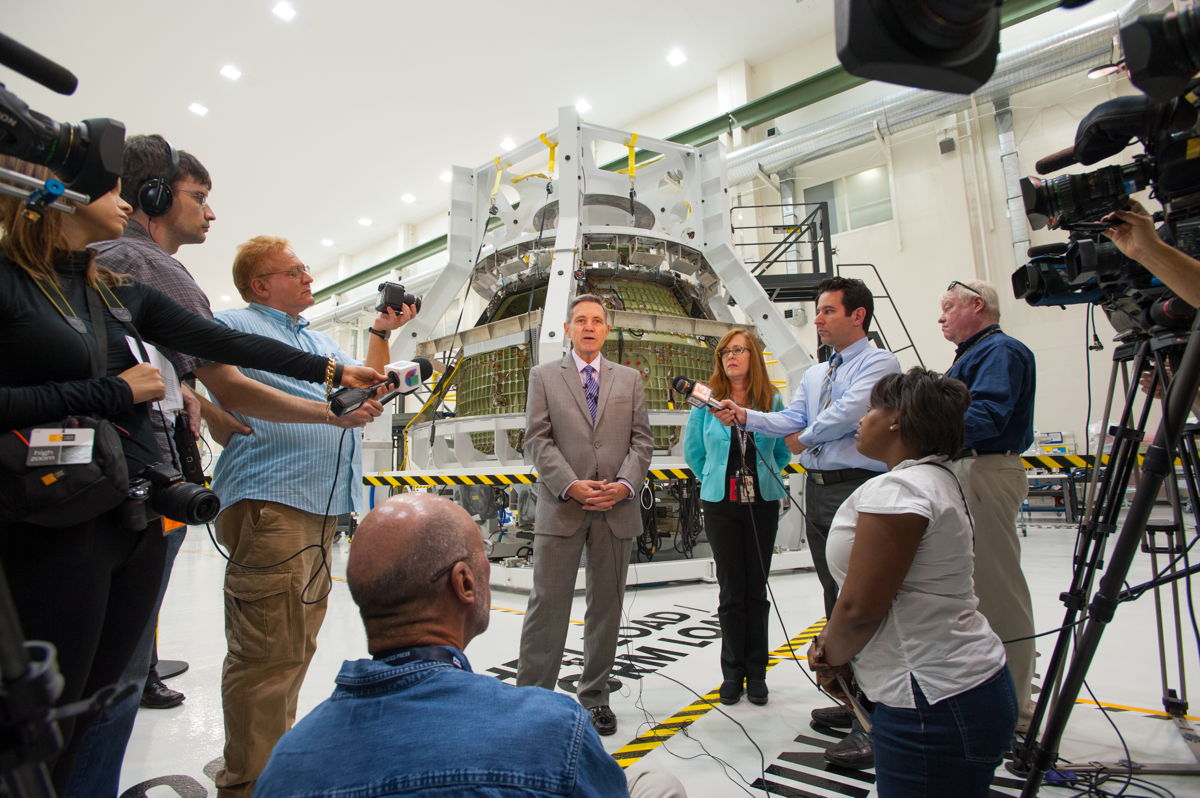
[
  {"left": 805, "top": 467, "right": 879, "bottom": 486},
  {"left": 958, "top": 448, "right": 1016, "bottom": 459}
]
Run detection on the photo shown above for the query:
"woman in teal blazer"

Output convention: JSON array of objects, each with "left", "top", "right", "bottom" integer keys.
[{"left": 684, "top": 329, "right": 792, "bottom": 706}]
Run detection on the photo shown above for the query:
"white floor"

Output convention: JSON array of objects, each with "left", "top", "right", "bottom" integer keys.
[{"left": 120, "top": 513, "right": 1200, "bottom": 798}]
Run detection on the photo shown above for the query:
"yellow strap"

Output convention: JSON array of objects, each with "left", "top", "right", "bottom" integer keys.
[
  {"left": 400, "top": 361, "right": 457, "bottom": 470},
  {"left": 626, "top": 133, "right": 639, "bottom": 179},
  {"left": 539, "top": 133, "right": 557, "bottom": 174},
  {"left": 512, "top": 172, "right": 552, "bottom": 184},
  {"left": 490, "top": 157, "right": 505, "bottom": 200}
]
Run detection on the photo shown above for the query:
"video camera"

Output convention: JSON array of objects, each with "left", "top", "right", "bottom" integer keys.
[
  {"left": 1011, "top": 80, "right": 1200, "bottom": 336},
  {"left": 0, "top": 31, "right": 124, "bottom": 203}
]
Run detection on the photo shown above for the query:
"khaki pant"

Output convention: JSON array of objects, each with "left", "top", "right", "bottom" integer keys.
[
  {"left": 215, "top": 500, "right": 331, "bottom": 798},
  {"left": 963, "top": 455, "right": 1037, "bottom": 725}
]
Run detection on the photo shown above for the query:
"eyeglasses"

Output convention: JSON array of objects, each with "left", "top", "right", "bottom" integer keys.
[
  {"left": 179, "top": 189, "right": 209, "bottom": 209},
  {"left": 719, "top": 346, "right": 750, "bottom": 358},
  {"left": 947, "top": 280, "right": 982, "bottom": 297},
  {"left": 428, "top": 556, "right": 470, "bottom": 584},
  {"left": 256, "top": 264, "right": 310, "bottom": 280}
]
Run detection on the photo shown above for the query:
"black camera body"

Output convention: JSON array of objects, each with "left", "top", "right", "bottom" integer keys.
[
  {"left": 121, "top": 462, "right": 220, "bottom": 531},
  {"left": 376, "top": 281, "right": 421, "bottom": 314}
]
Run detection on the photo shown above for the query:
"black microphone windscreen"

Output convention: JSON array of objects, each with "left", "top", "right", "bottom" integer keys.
[
  {"left": 415, "top": 358, "right": 434, "bottom": 380},
  {"left": 1035, "top": 146, "right": 1078, "bottom": 175},
  {"left": 670, "top": 375, "right": 692, "bottom": 394},
  {"left": 0, "top": 32, "right": 78, "bottom": 95}
]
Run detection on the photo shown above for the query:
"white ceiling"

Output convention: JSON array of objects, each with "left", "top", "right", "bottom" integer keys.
[{"left": 3, "top": 0, "right": 833, "bottom": 308}]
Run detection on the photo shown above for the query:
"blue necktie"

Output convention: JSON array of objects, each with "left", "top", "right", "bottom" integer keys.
[{"left": 582, "top": 365, "right": 598, "bottom": 421}]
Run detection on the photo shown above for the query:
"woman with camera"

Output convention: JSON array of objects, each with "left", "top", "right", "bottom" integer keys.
[
  {"left": 0, "top": 156, "right": 383, "bottom": 791},
  {"left": 807, "top": 368, "right": 1016, "bottom": 796},
  {"left": 684, "top": 329, "right": 792, "bottom": 706}
]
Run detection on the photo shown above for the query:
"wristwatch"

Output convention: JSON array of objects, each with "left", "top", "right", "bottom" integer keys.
[{"left": 367, "top": 327, "right": 390, "bottom": 340}]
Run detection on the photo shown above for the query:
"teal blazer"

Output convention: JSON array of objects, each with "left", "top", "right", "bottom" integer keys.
[{"left": 683, "top": 395, "right": 793, "bottom": 502}]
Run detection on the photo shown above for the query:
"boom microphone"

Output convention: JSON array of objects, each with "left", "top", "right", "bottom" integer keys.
[
  {"left": 0, "top": 32, "right": 78, "bottom": 95},
  {"left": 670, "top": 375, "right": 722, "bottom": 410}
]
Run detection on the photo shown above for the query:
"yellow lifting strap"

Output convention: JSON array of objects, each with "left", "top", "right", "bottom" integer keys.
[
  {"left": 540, "top": 133, "right": 557, "bottom": 174},
  {"left": 490, "top": 157, "right": 506, "bottom": 202},
  {"left": 626, "top": 133, "right": 639, "bottom": 179}
]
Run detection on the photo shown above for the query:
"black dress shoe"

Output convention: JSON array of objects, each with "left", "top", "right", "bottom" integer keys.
[
  {"left": 588, "top": 704, "right": 617, "bottom": 736},
  {"left": 746, "top": 679, "right": 768, "bottom": 705},
  {"left": 811, "top": 704, "right": 854, "bottom": 728},
  {"left": 141, "top": 677, "right": 185, "bottom": 709},
  {"left": 719, "top": 679, "right": 743, "bottom": 705},
  {"left": 824, "top": 729, "right": 874, "bottom": 769}
]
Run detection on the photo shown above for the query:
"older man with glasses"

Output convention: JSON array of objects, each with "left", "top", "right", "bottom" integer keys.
[
  {"left": 207, "top": 235, "right": 414, "bottom": 797},
  {"left": 938, "top": 278, "right": 1039, "bottom": 733}
]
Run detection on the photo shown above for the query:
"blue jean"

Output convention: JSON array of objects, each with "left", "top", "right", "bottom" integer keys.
[
  {"left": 65, "top": 525, "right": 187, "bottom": 798},
  {"left": 871, "top": 666, "right": 1017, "bottom": 797}
]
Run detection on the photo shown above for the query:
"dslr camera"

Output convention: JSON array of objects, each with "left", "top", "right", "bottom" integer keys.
[
  {"left": 121, "top": 463, "right": 220, "bottom": 530},
  {"left": 376, "top": 281, "right": 421, "bottom": 314}
]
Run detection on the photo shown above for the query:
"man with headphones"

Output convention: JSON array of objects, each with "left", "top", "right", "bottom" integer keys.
[{"left": 66, "top": 135, "right": 386, "bottom": 798}]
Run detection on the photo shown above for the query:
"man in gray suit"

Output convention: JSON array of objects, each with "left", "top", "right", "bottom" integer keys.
[{"left": 517, "top": 293, "right": 654, "bottom": 736}]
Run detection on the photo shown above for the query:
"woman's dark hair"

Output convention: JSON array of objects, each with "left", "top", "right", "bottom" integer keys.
[{"left": 869, "top": 367, "right": 971, "bottom": 457}]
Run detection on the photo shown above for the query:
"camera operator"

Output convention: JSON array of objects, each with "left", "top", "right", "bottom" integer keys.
[
  {"left": 1101, "top": 199, "right": 1200, "bottom": 307},
  {"left": 66, "top": 134, "right": 385, "bottom": 798},
  {"left": 0, "top": 157, "right": 384, "bottom": 794},
  {"left": 209, "top": 236, "right": 412, "bottom": 798}
]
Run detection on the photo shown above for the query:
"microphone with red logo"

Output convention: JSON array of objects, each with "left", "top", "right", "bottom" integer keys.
[{"left": 670, "top": 375, "right": 723, "bottom": 410}]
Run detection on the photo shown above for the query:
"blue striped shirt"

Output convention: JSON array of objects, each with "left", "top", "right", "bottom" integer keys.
[
  {"left": 210, "top": 303, "right": 362, "bottom": 517},
  {"left": 742, "top": 336, "right": 900, "bottom": 472}
]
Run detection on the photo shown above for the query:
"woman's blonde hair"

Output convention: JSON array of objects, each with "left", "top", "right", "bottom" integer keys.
[{"left": 708, "top": 328, "right": 777, "bottom": 412}]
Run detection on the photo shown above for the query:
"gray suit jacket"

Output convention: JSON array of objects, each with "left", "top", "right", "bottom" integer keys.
[{"left": 524, "top": 353, "right": 653, "bottom": 539}]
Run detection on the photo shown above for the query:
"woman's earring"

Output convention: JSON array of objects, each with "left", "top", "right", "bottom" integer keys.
[{"left": 889, "top": 424, "right": 899, "bottom": 431}]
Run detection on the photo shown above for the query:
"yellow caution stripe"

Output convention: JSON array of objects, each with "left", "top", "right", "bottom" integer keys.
[{"left": 610, "top": 617, "right": 827, "bottom": 768}]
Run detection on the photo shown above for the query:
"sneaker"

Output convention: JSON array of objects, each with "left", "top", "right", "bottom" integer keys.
[
  {"left": 140, "top": 677, "right": 185, "bottom": 709},
  {"left": 746, "top": 679, "right": 768, "bottom": 705},
  {"left": 588, "top": 704, "right": 617, "bottom": 736},
  {"left": 718, "top": 679, "right": 743, "bottom": 705}
]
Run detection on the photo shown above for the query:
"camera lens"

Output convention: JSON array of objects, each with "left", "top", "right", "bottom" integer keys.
[{"left": 153, "top": 481, "right": 221, "bottom": 525}]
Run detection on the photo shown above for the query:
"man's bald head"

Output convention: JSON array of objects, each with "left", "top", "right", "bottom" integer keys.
[{"left": 348, "top": 493, "right": 490, "bottom": 652}]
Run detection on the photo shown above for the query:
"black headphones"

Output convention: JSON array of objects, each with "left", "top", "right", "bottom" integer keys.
[{"left": 137, "top": 139, "right": 180, "bottom": 217}]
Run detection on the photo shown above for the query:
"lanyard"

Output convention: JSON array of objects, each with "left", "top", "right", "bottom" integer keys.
[{"left": 374, "top": 645, "right": 468, "bottom": 670}]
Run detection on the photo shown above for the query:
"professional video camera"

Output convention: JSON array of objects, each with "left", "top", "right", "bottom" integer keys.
[
  {"left": 1011, "top": 88, "right": 1200, "bottom": 335},
  {"left": 0, "top": 32, "right": 124, "bottom": 203}
]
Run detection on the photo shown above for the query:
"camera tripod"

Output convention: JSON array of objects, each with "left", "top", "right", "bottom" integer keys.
[{"left": 1011, "top": 316, "right": 1200, "bottom": 795}]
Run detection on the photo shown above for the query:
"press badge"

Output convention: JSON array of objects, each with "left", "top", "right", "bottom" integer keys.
[{"left": 26, "top": 427, "right": 95, "bottom": 467}]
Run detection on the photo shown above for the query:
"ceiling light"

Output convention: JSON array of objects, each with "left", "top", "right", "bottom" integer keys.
[
  {"left": 220, "top": 64, "right": 241, "bottom": 81},
  {"left": 575, "top": 98, "right": 592, "bottom": 114},
  {"left": 666, "top": 48, "right": 687, "bottom": 67},
  {"left": 220, "top": 295, "right": 232, "bottom": 302},
  {"left": 439, "top": 171, "right": 452, "bottom": 183},
  {"left": 401, "top": 193, "right": 415, "bottom": 204},
  {"left": 500, "top": 137, "right": 516, "bottom": 151},
  {"left": 358, "top": 218, "right": 373, "bottom": 227},
  {"left": 321, "top": 238, "right": 334, "bottom": 246},
  {"left": 188, "top": 102, "right": 209, "bottom": 116},
  {"left": 272, "top": 2, "right": 296, "bottom": 21}
]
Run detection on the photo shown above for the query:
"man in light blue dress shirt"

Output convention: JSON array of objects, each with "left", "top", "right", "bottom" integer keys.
[
  {"left": 208, "top": 235, "right": 404, "bottom": 797},
  {"left": 716, "top": 276, "right": 899, "bottom": 769}
]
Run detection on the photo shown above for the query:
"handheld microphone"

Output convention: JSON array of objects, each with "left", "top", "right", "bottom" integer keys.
[
  {"left": 670, "top": 375, "right": 722, "bottom": 410},
  {"left": 329, "top": 358, "right": 434, "bottom": 417}
]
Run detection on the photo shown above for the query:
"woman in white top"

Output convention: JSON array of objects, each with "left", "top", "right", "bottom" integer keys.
[{"left": 807, "top": 368, "right": 1016, "bottom": 797}]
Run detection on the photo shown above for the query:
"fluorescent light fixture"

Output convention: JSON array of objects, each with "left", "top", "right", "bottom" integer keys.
[
  {"left": 358, "top": 218, "right": 373, "bottom": 227},
  {"left": 320, "top": 238, "right": 334, "bottom": 246},
  {"left": 499, "top": 137, "right": 515, "bottom": 151},
  {"left": 188, "top": 102, "right": 209, "bottom": 116},
  {"left": 439, "top": 171, "right": 452, "bottom": 183},
  {"left": 575, "top": 98, "right": 592, "bottom": 114},
  {"left": 272, "top": 2, "right": 296, "bottom": 21},
  {"left": 666, "top": 48, "right": 687, "bottom": 67},
  {"left": 220, "top": 64, "right": 241, "bottom": 81},
  {"left": 401, "top": 193, "right": 415, "bottom": 204}
]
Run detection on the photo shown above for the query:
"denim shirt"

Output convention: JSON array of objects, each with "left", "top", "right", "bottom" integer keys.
[{"left": 256, "top": 647, "right": 631, "bottom": 797}]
